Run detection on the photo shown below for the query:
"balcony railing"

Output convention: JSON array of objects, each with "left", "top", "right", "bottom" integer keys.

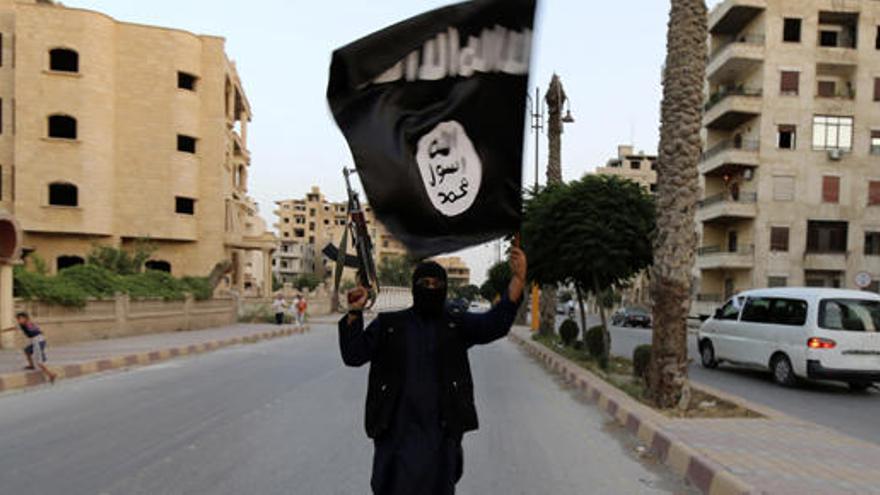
[
  {"left": 702, "top": 138, "right": 760, "bottom": 161},
  {"left": 698, "top": 191, "right": 757, "bottom": 208},
  {"left": 816, "top": 88, "right": 856, "bottom": 100},
  {"left": 698, "top": 244, "right": 755, "bottom": 256},
  {"left": 704, "top": 86, "right": 762, "bottom": 112},
  {"left": 709, "top": 34, "right": 765, "bottom": 61}
]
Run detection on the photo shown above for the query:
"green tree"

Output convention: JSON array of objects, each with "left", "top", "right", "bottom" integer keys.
[
  {"left": 649, "top": 0, "right": 707, "bottom": 409},
  {"left": 377, "top": 255, "right": 415, "bottom": 287},
  {"left": 481, "top": 261, "right": 511, "bottom": 303},
  {"left": 294, "top": 273, "right": 322, "bottom": 292},
  {"left": 272, "top": 273, "right": 283, "bottom": 292},
  {"left": 450, "top": 284, "right": 480, "bottom": 302},
  {"left": 87, "top": 240, "right": 156, "bottom": 275},
  {"left": 522, "top": 175, "right": 655, "bottom": 368}
]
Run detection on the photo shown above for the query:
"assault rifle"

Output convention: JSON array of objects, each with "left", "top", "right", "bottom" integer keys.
[{"left": 322, "top": 168, "right": 380, "bottom": 308}]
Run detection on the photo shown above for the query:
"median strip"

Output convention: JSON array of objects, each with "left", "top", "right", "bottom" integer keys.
[{"left": 0, "top": 326, "right": 310, "bottom": 394}]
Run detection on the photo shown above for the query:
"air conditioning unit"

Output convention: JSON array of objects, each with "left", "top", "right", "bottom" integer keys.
[{"left": 828, "top": 148, "right": 843, "bottom": 161}]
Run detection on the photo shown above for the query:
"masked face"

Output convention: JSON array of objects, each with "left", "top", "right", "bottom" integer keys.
[{"left": 412, "top": 262, "right": 448, "bottom": 316}]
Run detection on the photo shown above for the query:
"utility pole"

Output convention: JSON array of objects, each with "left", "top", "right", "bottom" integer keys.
[{"left": 526, "top": 87, "right": 544, "bottom": 330}]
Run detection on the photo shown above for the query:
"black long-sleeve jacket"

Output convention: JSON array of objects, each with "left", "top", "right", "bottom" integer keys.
[{"left": 339, "top": 296, "right": 520, "bottom": 439}]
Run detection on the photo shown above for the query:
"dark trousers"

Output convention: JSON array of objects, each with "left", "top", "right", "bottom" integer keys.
[
  {"left": 371, "top": 436, "right": 463, "bottom": 495},
  {"left": 275, "top": 312, "right": 284, "bottom": 325}
]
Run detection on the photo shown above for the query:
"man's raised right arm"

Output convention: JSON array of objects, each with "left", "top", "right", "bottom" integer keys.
[{"left": 338, "top": 286, "right": 376, "bottom": 367}]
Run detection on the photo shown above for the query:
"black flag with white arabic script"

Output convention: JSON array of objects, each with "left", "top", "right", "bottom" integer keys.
[{"left": 327, "top": 0, "right": 537, "bottom": 259}]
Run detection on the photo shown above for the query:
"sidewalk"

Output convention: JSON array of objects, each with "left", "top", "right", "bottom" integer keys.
[
  {"left": 510, "top": 326, "right": 880, "bottom": 495},
  {"left": 0, "top": 323, "right": 310, "bottom": 392}
]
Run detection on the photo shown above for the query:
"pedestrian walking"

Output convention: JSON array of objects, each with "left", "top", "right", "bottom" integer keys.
[
  {"left": 16, "top": 312, "right": 57, "bottom": 384},
  {"left": 272, "top": 294, "right": 287, "bottom": 325},
  {"left": 288, "top": 295, "right": 301, "bottom": 327},
  {"left": 296, "top": 295, "right": 307, "bottom": 327},
  {"left": 339, "top": 247, "right": 527, "bottom": 495}
]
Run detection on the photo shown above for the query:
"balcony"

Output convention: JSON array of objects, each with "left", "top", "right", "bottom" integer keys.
[
  {"left": 697, "top": 244, "right": 755, "bottom": 270},
  {"left": 704, "top": 87, "right": 762, "bottom": 130},
  {"left": 708, "top": 35, "right": 765, "bottom": 83},
  {"left": 700, "top": 138, "right": 759, "bottom": 176},
  {"left": 803, "top": 251, "right": 848, "bottom": 271},
  {"left": 698, "top": 192, "right": 757, "bottom": 224},
  {"left": 709, "top": 0, "right": 766, "bottom": 35}
]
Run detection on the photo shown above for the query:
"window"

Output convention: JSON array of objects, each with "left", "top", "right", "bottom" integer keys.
[
  {"left": 741, "top": 298, "right": 772, "bottom": 323},
  {"left": 819, "top": 299, "right": 880, "bottom": 332},
  {"left": 768, "top": 277, "right": 788, "bottom": 288},
  {"left": 822, "top": 176, "right": 840, "bottom": 203},
  {"left": 294, "top": 228, "right": 304, "bottom": 237},
  {"left": 875, "top": 79, "right": 880, "bottom": 101},
  {"left": 817, "top": 80, "right": 836, "bottom": 97},
  {"left": 56, "top": 255, "right": 84, "bottom": 272},
  {"left": 780, "top": 71, "right": 800, "bottom": 95},
  {"left": 175, "top": 196, "right": 195, "bottom": 215},
  {"left": 716, "top": 298, "right": 743, "bottom": 320},
  {"left": 866, "top": 232, "right": 880, "bottom": 255},
  {"left": 0, "top": 98, "right": 3, "bottom": 135},
  {"left": 872, "top": 131, "right": 880, "bottom": 155},
  {"left": 630, "top": 161, "right": 641, "bottom": 170},
  {"left": 812, "top": 115, "right": 853, "bottom": 151},
  {"left": 807, "top": 220, "right": 848, "bottom": 253},
  {"left": 309, "top": 208, "right": 316, "bottom": 217},
  {"left": 48, "top": 114, "right": 77, "bottom": 139},
  {"left": 0, "top": 34, "right": 3, "bottom": 67},
  {"left": 48, "top": 183, "right": 78, "bottom": 206},
  {"left": 284, "top": 218, "right": 290, "bottom": 224},
  {"left": 778, "top": 125, "right": 796, "bottom": 149},
  {"left": 770, "top": 227, "right": 790, "bottom": 252},
  {"left": 773, "top": 176, "right": 795, "bottom": 201},
  {"left": 177, "top": 134, "right": 197, "bottom": 154},
  {"left": 877, "top": 26, "right": 880, "bottom": 49},
  {"left": 820, "top": 30, "right": 839, "bottom": 47},
  {"left": 870, "top": 181, "right": 880, "bottom": 205},
  {"left": 49, "top": 48, "right": 79, "bottom": 72},
  {"left": 650, "top": 184, "right": 658, "bottom": 193},
  {"left": 650, "top": 161, "right": 657, "bottom": 171},
  {"left": 145, "top": 260, "right": 171, "bottom": 273},
  {"left": 784, "top": 18, "right": 802, "bottom": 42},
  {"left": 177, "top": 72, "right": 197, "bottom": 91}
]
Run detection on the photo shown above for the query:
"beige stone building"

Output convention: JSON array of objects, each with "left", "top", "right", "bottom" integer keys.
[
  {"left": 433, "top": 256, "right": 471, "bottom": 287},
  {"left": 273, "top": 186, "right": 407, "bottom": 284},
  {"left": 694, "top": 0, "right": 880, "bottom": 316},
  {"left": 0, "top": 0, "right": 275, "bottom": 295},
  {"left": 594, "top": 145, "right": 658, "bottom": 194}
]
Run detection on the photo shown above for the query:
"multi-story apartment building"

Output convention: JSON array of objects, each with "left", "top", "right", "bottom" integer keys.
[
  {"left": 434, "top": 256, "right": 471, "bottom": 287},
  {"left": 594, "top": 145, "right": 658, "bottom": 194},
  {"left": 273, "top": 186, "right": 407, "bottom": 283},
  {"left": 0, "top": 0, "right": 276, "bottom": 296},
  {"left": 592, "top": 145, "right": 657, "bottom": 308},
  {"left": 694, "top": 0, "right": 880, "bottom": 316}
]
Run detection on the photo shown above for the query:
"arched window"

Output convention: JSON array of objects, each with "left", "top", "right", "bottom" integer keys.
[
  {"left": 48, "top": 182, "right": 78, "bottom": 207},
  {"left": 57, "top": 255, "right": 84, "bottom": 272},
  {"left": 48, "top": 115, "right": 77, "bottom": 139},
  {"left": 145, "top": 260, "right": 171, "bottom": 273},
  {"left": 49, "top": 48, "right": 79, "bottom": 72}
]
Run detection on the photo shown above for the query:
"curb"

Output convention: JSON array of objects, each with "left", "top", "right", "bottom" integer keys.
[
  {"left": 509, "top": 333, "right": 756, "bottom": 495},
  {"left": 0, "top": 325, "right": 311, "bottom": 394}
]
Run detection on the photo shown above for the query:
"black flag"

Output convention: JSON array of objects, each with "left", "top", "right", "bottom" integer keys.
[{"left": 328, "top": 0, "right": 537, "bottom": 259}]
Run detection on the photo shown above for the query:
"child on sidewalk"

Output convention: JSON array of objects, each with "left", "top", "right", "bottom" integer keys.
[
  {"left": 296, "top": 295, "right": 307, "bottom": 327},
  {"left": 16, "top": 312, "right": 57, "bottom": 384}
]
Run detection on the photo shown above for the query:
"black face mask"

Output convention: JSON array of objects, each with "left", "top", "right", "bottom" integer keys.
[{"left": 412, "top": 262, "right": 448, "bottom": 316}]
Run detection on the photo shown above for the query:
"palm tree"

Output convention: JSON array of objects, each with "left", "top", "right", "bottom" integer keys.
[{"left": 648, "top": 0, "right": 707, "bottom": 409}]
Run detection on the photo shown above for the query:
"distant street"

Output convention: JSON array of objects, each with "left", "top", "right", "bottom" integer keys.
[{"left": 0, "top": 322, "right": 693, "bottom": 495}]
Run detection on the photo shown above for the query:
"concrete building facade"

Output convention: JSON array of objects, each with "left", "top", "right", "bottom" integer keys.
[
  {"left": 273, "top": 186, "right": 407, "bottom": 284},
  {"left": 433, "top": 256, "right": 471, "bottom": 287},
  {"left": 694, "top": 0, "right": 880, "bottom": 316},
  {"left": 0, "top": 0, "right": 275, "bottom": 296}
]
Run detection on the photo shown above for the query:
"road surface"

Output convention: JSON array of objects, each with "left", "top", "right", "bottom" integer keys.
[
  {"left": 0, "top": 322, "right": 693, "bottom": 495},
  {"left": 606, "top": 323, "right": 880, "bottom": 444}
]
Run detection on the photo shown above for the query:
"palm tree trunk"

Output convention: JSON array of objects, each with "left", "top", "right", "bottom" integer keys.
[{"left": 648, "top": 0, "right": 707, "bottom": 409}]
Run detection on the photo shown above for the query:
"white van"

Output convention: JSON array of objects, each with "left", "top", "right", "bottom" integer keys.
[{"left": 698, "top": 288, "right": 880, "bottom": 391}]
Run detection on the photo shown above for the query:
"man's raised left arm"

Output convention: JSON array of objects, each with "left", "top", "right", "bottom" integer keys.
[{"left": 460, "top": 247, "right": 527, "bottom": 346}]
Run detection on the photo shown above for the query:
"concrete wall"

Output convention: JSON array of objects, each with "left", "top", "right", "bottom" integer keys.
[{"left": 5, "top": 295, "right": 236, "bottom": 347}]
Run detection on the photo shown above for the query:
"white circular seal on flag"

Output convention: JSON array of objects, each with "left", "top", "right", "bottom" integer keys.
[{"left": 415, "top": 121, "right": 482, "bottom": 217}]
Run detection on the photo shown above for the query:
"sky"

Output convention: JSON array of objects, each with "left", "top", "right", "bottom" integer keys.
[{"left": 63, "top": 0, "right": 723, "bottom": 285}]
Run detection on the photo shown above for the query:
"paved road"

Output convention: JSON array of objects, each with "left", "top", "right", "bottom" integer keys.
[
  {"left": 0, "top": 323, "right": 694, "bottom": 495},
  {"left": 607, "top": 324, "right": 880, "bottom": 445}
]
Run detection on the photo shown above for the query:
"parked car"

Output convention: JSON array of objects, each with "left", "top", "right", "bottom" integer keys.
[
  {"left": 698, "top": 288, "right": 880, "bottom": 391},
  {"left": 611, "top": 307, "right": 652, "bottom": 328}
]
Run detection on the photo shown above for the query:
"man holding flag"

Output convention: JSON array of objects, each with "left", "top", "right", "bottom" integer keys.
[{"left": 328, "top": 0, "right": 537, "bottom": 492}]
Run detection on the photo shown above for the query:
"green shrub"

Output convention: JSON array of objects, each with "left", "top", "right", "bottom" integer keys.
[
  {"left": 572, "top": 340, "right": 585, "bottom": 351},
  {"left": 181, "top": 276, "right": 213, "bottom": 301},
  {"left": 14, "top": 266, "right": 88, "bottom": 307},
  {"left": 120, "top": 270, "right": 187, "bottom": 301},
  {"left": 559, "top": 319, "right": 579, "bottom": 346},
  {"left": 633, "top": 345, "right": 652, "bottom": 380},
  {"left": 239, "top": 303, "right": 274, "bottom": 323},
  {"left": 57, "top": 264, "right": 120, "bottom": 298},
  {"left": 585, "top": 325, "right": 605, "bottom": 360}
]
